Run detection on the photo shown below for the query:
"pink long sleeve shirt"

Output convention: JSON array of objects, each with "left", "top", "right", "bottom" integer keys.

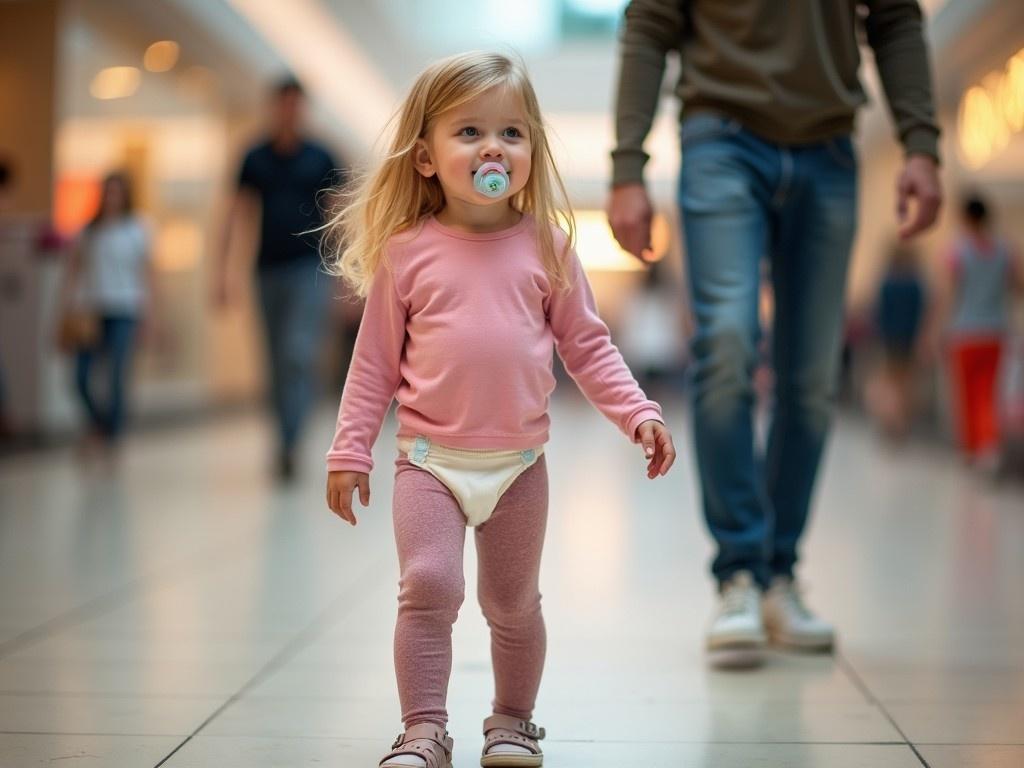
[{"left": 326, "top": 214, "right": 663, "bottom": 473}]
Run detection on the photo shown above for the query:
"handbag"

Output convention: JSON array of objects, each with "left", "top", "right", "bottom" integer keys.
[{"left": 57, "top": 309, "right": 99, "bottom": 352}]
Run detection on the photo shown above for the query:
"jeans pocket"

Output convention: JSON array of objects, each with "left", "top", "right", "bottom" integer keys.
[
  {"left": 680, "top": 114, "right": 743, "bottom": 149},
  {"left": 824, "top": 136, "right": 857, "bottom": 170}
]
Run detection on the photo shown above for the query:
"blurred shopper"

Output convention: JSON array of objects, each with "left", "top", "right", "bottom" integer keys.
[
  {"left": 927, "top": 195, "right": 1023, "bottom": 468},
  {"left": 609, "top": 0, "right": 943, "bottom": 668},
  {"left": 866, "top": 243, "right": 927, "bottom": 440},
  {"left": 216, "top": 77, "right": 343, "bottom": 483},
  {"left": 619, "top": 257, "right": 687, "bottom": 398},
  {"left": 59, "top": 171, "right": 153, "bottom": 453}
]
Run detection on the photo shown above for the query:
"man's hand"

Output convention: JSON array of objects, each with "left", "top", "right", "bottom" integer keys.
[
  {"left": 896, "top": 154, "right": 943, "bottom": 241},
  {"left": 607, "top": 182, "right": 655, "bottom": 262},
  {"left": 636, "top": 420, "right": 676, "bottom": 479},
  {"left": 326, "top": 470, "right": 370, "bottom": 526}
]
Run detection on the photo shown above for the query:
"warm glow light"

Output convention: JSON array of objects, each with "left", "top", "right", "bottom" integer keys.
[
  {"left": 54, "top": 175, "right": 102, "bottom": 237},
  {"left": 151, "top": 116, "right": 224, "bottom": 181},
  {"left": 155, "top": 219, "right": 202, "bottom": 272},
  {"left": 177, "top": 65, "right": 218, "bottom": 100},
  {"left": 573, "top": 210, "right": 671, "bottom": 272},
  {"left": 958, "top": 47, "right": 1024, "bottom": 168},
  {"left": 144, "top": 41, "right": 180, "bottom": 73},
  {"left": 1005, "top": 52, "right": 1024, "bottom": 132},
  {"left": 90, "top": 66, "right": 141, "bottom": 100}
]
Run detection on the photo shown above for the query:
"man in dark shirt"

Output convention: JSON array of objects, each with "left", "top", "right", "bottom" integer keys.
[
  {"left": 217, "top": 77, "right": 342, "bottom": 482},
  {"left": 608, "top": 0, "right": 943, "bottom": 668}
]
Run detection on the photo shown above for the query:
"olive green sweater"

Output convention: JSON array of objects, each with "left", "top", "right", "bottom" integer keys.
[{"left": 612, "top": 0, "right": 940, "bottom": 186}]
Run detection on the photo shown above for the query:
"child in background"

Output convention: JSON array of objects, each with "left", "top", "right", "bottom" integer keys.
[
  {"left": 322, "top": 52, "right": 675, "bottom": 768},
  {"left": 867, "top": 242, "right": 926, "bottom": 439},
  {"left": 926, "top": 194, "right": 1024, "bottom": 467}
]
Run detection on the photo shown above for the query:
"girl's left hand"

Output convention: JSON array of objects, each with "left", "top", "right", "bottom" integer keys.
[{"left": 636, "top": 420, "right": 675, "bottom": 479}]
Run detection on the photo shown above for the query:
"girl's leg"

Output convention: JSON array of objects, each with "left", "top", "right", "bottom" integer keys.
[
  {"left": 104, "top": 317, "right": 138, "bottom": 439},
  {"left": 74, "top": 345, "right": 103, "bottom": 433},
  {"left": 953, "top": 338, "right": 1004, "bottom": 458},
  {"left": 474, "top": 456, "right": 548, "bottom": 720},
  {"left": 949, "top": 341, "right": 976, "bottom": 455},
  {"left": 392, "top": 459, "right": 467, "bottom": 729},
  {"left": 972, "top": 339, "right": 1004, "bottom": 456}
]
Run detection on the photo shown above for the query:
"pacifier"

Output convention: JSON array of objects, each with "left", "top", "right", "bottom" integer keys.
[{"left": 473, "top": 162, "right": 509, "bottom": 198}]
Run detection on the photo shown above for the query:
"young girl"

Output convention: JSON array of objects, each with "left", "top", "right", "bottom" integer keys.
[
  {"left": 931, "top": 194, "right": 1023, "bottom": 465},
  {"left": 323, "top": 52, "right": 675, "bottom": 768},
  {"left": 60, "top": 171, "right": 154, "bottom": 453}
]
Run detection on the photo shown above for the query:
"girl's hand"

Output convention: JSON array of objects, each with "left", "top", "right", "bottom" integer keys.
[
  {"left": 326, "top": 470, "right": 370, "bottom": 526},
  {"left": 636, "top": 420, "right": 676, "bottom": 479}
]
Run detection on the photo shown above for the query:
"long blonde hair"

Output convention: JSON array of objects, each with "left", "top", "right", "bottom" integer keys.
[{"left": 321, "top": 51, "right": 575, "bottom": 297}]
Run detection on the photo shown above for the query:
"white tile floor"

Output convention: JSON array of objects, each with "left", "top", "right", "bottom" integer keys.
[{"left": 0, "top": 394, "right": 1022, "bottom": 767}]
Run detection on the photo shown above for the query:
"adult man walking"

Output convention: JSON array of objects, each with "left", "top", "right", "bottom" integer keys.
[
  {"left": 609, "top": 1, "right": 942, "bottom": 667},
  {"left": 218, "top": 78, "right": 342, "bottom": 482}
]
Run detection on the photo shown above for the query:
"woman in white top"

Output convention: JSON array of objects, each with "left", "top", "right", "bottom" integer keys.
[{"left": 62, "top": 172, "right": 153, "bottom": 444}]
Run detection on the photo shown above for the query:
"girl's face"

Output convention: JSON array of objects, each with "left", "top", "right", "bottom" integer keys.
[
  {"left": 414, "top": 86, "right": 533, "bottom": 209},
  {"left": 101, "top": 178, "right": 127, "bottom": 217}
]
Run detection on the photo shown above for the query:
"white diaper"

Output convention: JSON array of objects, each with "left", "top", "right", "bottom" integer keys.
[{"left": 397, "top": 436, "right": 544, "bottom": 527}]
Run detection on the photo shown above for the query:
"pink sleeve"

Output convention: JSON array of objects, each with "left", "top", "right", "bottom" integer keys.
[
  {"left": 325, "top": 265, "right": 407, "bottom": 473},
  {"left": 547, "top": 247, "right": 663, "bottom": 442}
]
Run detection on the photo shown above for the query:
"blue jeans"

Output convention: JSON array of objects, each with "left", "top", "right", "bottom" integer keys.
[
  {"left": 75, "top": 315, "right": 139, "bottom": 439},
  {"left": 677, "top": 114, "right": 858, "bottom": 587},
  {"left": 256, "top": 257, "right": 331, "bottom": 456}
]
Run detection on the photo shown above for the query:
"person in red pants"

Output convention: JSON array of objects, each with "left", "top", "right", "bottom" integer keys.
[{"left": 931, "top": 195, "right": 1023, "bottom": 465}]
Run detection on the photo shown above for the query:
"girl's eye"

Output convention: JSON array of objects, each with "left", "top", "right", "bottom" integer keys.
[
  {"left": 459, "top": 127, "right": 479, "bottom": 137},
  {"left": 503, "top": 127, "right": 522, "bottom": 138}
]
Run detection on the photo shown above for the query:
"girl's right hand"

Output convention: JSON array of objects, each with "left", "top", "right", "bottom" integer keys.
[{"left": 326, "top": 470, "right": 370, "bottom": 526}]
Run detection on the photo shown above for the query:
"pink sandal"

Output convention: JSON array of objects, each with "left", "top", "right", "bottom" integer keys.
[
  {"left": 379, "top": 722, "right": 453, "bottom": 768},
  {"left": 480, "top": 714, "right": 545, "bottom": 767}
]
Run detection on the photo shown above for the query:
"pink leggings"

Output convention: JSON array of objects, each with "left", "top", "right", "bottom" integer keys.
[{"left": 392, "top": 454, "right": 548, "bottom": 729}]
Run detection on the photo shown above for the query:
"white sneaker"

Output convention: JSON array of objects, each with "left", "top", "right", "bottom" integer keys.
[
  {"left": 762, "top": 576, "right": 835, "bottom": 652},
  {"left": 706, "top": 571, "right": 767, "bottom": 668}
]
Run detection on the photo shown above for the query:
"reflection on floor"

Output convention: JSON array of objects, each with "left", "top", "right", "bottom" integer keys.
[{"left": 0, "top": 395, "right": 1021, "bottom": 767}]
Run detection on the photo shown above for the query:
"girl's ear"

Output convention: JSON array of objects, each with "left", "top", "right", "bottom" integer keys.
[{"left": 413, "top": 139, "right": 436, "bottom": 178}]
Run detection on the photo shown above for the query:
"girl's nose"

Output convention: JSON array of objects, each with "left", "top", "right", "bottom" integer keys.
[{"left": 481, "top": 142, "right": 503, "bottom": 160}]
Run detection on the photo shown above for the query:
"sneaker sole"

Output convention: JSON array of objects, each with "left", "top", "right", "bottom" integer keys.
[
  {"left": 706, "top": 639, "right": 767, "bottom": 669},
  {"left": 767, "top": 631, "right": 835, "bottom": 653}
]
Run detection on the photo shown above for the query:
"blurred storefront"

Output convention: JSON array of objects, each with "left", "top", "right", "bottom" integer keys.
[
  {"left": 852, "top": 0, "right": 1024, "bottom": 310},
  {"left": 836, "top": 0, "right": 1024, "bottom": 441},
  {"left": 0, "top": 0, "right": 349, "bottom": 439},
  {"left": 1, "top": 0, "right": 1021, "bottom": 444},
  {"left": 0, "top": 0, "right": 678, "bottom": 443}
]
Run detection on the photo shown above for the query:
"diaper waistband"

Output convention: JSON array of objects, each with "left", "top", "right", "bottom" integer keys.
[{"left": 397, "top": 435, "right": 543, "bottom": 464}]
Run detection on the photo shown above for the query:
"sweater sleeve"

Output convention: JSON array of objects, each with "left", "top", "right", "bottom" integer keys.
[
  {"left": 611, "top": 0, "right": 684, "bottom": 186},
  {"left": 863, "top": 0, "right": 941, "bottom": 161},
  {"left": 547, "top": 246, "right": 663, "bottom": 441},
  {"left": 325, "top": 264, "right": 408, "bottom": 473}
]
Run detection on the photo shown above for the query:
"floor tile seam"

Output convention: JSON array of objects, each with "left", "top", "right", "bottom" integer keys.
[
  {"left": 836, "top": 652, "right": 932, "bottom": 768},
  {"left": 0, "top": 730, "right": 189, "bottom": 737},
  {"left": 152, "top": 556, "right": 389, "bottom": 768},
  {"left": 4, "top": 732, "right": 968, "bottom": 746},
  {"left": 145, "top": 735, "right": 925, "bottom": 745},
  {"left": 0, "top": 691, "right": 231, "bottom": 700},
  {"left": 914, "top": 743, "right": 1024, "bottom": 747}
]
